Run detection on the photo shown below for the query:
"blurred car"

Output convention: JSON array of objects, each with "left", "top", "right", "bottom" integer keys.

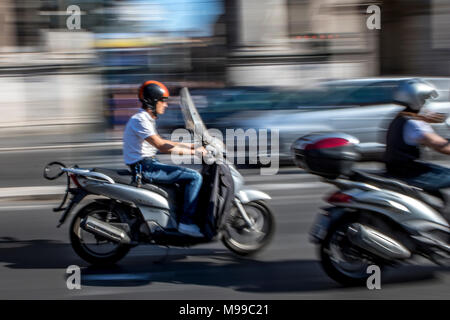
[
  {"left": 110, "top": 78, "right": 450, "bottom": 165},
  {"left": 210, "top": 77, "right": 450, "bottom": 164},
  {"left": 156, "top": 86, "right": 278, "bottom": 135}
]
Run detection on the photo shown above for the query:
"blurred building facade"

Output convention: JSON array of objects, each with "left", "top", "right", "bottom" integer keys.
[
  {"left": 380, "top": 0, "right": 450, "bottom": 76},
  {"left": 225, "top": 0, "right": 380, "bottom": 86},
  {"left": 0, "top": 0, "right": 448, "bottom": 137},
  {"left": 0, "top": 0, "right": 103, "bottom": 138},
  {"left": 225, "top": 0, "right": 450, "bottom": 86}
]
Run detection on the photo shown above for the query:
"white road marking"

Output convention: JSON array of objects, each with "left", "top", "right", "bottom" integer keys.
[
  {"left": 0, "top": 204, "right": 56, "bottom": 211},
  {"left": 243, "top": 173, "right": 316, "bottom": 182},
  {"left": 0, "top": 186, "right": 66, "bottom": 198},
  {"left": 248, "top": 182, "right": 326, "bottom": 191},
  {"left": 272, "top": 193, "right": 323, "bottom": 199},
  {"left": 0, "top": 179, "right": 327, "bottom": 200}
]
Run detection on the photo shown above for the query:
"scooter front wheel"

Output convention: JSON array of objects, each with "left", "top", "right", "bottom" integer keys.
[{"left": 221, "top": 200, "right": 275, "bottom": 256}]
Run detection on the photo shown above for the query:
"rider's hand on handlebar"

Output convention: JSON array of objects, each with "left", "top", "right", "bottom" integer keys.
[{"left": 194, "top": 146, "right": 208, "bottom": 157}]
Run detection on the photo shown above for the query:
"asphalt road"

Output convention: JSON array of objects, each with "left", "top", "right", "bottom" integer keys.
[{"left": 0, "top": 148, "right": 449, "bottom": 299}]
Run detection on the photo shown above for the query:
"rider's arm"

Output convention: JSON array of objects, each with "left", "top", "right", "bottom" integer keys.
[
  {"left": 404, "top": 118, "right": 450, "bottom": 155},
  {"left": 418, "top": 132, "right": 450, "bottom": 155},
  {"left": 145, "top": 135, "right": 197, "bottom": 155},
  {"left": 176, "top": 142, "right": 195, "bottom": 149}
]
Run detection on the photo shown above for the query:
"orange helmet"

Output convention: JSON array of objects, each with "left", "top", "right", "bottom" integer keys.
[{"left": 138, "top": 80, "right": 169, "bottom": 110}]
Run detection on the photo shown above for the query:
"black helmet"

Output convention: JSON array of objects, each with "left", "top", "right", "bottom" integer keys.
[{"left": 138, "top": 80, "right": 170, "bottom": 113}]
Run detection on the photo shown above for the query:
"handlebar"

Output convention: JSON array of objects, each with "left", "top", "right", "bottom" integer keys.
[{"left": 43, "top": 162, "right": 66, "bottom": 180}]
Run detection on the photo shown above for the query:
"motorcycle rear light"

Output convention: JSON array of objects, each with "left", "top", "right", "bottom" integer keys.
[
  {"left": 305, "top": 137, "right": 349, "bottom": 150},
  {"left": 70, "top": 174, "right": 82, "bottom": 188},
  {"left": 327, "top": 192, "right": 353, "bottom": 203}
]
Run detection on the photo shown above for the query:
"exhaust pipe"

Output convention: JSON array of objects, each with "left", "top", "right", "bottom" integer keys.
[
  {"left": 347, "top": 223, "right": 411, "bottom": 260},
  {"left": 80, "top": 216, "right": 131, "bottom": 244}
]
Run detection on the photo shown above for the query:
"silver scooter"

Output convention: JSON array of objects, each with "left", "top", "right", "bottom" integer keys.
[
  {"left": 292, "top": 132, "right": 450, "bottom": 286},
  {"left": 43, "top": 88, "right": 275, "bottom": 265}
]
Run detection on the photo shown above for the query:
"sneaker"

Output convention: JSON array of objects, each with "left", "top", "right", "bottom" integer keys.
[{"left": 178, "top": 223, "right": 204, "bottom": 238}]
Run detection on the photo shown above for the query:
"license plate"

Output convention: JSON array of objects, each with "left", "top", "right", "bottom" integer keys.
[{"left": 309, "top": 213, "right": 331, "bottom": 243}]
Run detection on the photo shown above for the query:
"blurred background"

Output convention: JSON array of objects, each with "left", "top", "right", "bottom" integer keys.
[
  {"left": 0, "top": 0, "right": 449, "bottom": 149},
  {"left": 0, "top": 0, "right": 449, "bottom": 187}
]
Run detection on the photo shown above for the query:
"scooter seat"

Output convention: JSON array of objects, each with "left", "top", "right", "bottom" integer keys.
[
  {"left": 353, "top": 169, "right": 443, "bottom": 196},
  {"left": 92, "top": 168, "right": 169, "bottom": 198},
  {"left": 351, "top": 169, "right": 445, "bottom": 209},
  {"left": 352, "top": 169, "right": 423, "bottom": 193}
]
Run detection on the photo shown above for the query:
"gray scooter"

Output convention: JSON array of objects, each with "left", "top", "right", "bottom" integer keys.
[
  {"left": 292, "top": 133, "right": 450, "bottom": 286},
  {"left": 43, "top": 88, "right": 275, "bottom": 265}
]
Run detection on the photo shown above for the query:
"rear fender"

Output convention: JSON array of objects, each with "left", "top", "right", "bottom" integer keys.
[
  {"left": 324, "top": 207, "right": 349, "bottom": 225},
  {"left": 57, "top": 189, "right": 88, "bottom": 227},
  {"left": 309, "top": 207, "right": 349, "bottom": 243},
  {"left": 348, "top": 188, "right": 448, "bottom": 227},
  {"left": 236, "top": 189, "right": 271, "bottom": 204},
  {"left": 319, "top": 206, "right": 408, "bottom": 235},
  {"left": 323, "top": 205, "right": 417, "bottom": 246}
]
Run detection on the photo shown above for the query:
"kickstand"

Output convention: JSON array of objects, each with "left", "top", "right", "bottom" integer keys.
[{"left": 153, "top": 245, "right": 170, "bottom": 264}]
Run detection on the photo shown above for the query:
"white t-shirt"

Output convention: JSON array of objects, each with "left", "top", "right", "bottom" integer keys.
[
  {"left": 123, "top": 110, "right": 158, "bottom": 165},
  {"left": 403, "top": 119, "right": 434, "bottom": 146}
]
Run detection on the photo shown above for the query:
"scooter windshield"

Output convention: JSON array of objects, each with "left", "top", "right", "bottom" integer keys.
[{"left": 179, "top": 87, "right": 225, "bottom": 154}]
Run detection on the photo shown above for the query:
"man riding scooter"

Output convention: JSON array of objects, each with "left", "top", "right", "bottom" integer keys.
[
  {"left": 385, "top": 79, "right": 450, "bottom": 206},
  {"left": 301, "top": 79, "right": 450, "bottom": 286},
  {"left": 123, "top": 80, "right": 207, "bottom": 238}
]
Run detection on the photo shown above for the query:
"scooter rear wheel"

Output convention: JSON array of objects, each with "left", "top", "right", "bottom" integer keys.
[
  {"left": 70, "top": 202, "right": 131, "bottom": 265},
  {"left": 320, "top": 217, "right": 383, "bottom": 286}
]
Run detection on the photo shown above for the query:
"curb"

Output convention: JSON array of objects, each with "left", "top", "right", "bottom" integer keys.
[{"left": 0, "top": 186, "right": 66, "bottom": 202}]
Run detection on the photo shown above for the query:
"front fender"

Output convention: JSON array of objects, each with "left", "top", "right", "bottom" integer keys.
[{"left": 236, "top": 189, "right": 271, "bottom": 204}]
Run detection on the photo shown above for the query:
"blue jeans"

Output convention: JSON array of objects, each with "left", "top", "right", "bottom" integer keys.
[
  {"left": 138, "top": 158, "right": 203, "bottom": 225},
  {"left": 404, "top": 163, "right": 450, "bottom": 192}
]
